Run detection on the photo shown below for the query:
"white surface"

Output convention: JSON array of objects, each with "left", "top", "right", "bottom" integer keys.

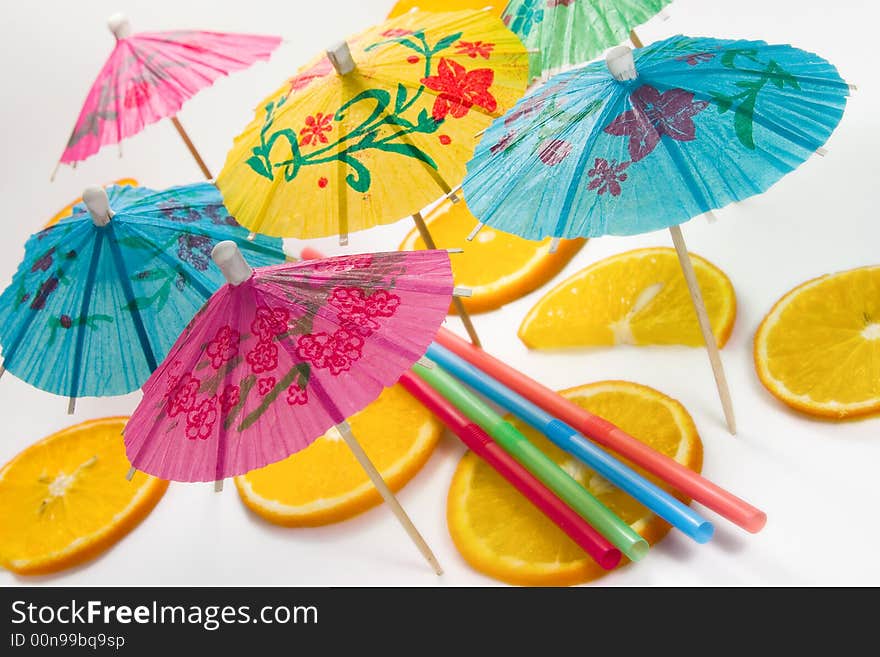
[{"left": 0, "top": 0, "right": 877, "bottom": 586}]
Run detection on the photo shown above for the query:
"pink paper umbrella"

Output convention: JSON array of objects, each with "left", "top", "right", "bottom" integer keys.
[
  {"left": 125, "top": 242, "right": 460, "bottom": 574},
  {"left": 56, "top": 13, "right": 280, "bottom": 179}
]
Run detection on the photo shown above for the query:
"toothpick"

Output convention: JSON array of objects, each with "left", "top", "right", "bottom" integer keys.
[
  {"left": 467, "top": 222, "right": 484, "bottom": 241},
  {"left": 336, "top": 420, "right": 442, "bottom": 575},
  {"left": 669, "top": 225, "right": 736, "bottom": 434}
]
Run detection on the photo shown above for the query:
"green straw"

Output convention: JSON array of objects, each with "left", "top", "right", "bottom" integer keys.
[{"left": 413, "top": 360, "right": 648, "bottom": 562}]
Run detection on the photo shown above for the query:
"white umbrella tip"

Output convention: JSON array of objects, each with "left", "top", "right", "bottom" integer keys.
[
  {"left": 212, "top": 240, "right": 253, "bottom": 286},
  {"left": 326, "top": 41, "right": 356, "bottom": 76},
  {"left": 107, "top": 13, "right": 131, "bottom": 39},
  {"left": 606, "top": 46, "right": 637, "bottom": 81},
  {"left": 82, "top": 185, "right": 113, "bottom": 227}
]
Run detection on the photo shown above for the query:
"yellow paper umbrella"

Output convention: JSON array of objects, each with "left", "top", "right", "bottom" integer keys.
[
  {"left": 388, "top": 0, "right": 505, "bottom": 19},
  {"left": 217, "top": 10, "right": 527, "bottom": 345}
]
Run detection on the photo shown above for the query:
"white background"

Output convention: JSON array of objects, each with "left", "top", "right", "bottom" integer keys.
[{"left": 0, "top": 0, "right": 877, "bottom": 586}]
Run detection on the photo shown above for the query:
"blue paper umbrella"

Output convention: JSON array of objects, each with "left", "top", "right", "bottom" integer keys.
[
  {"left": 462, "top": 35, "right": 850, "bottom": 433},
  {"left": 0, "top": 182, "right": 286, "bottom": 410}
]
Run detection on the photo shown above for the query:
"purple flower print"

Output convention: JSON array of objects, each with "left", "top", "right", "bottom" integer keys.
[
  {"left": 30, "top": 276, "right": 59, "bottom": 310},
  {"left": 177, "top": 234, "right": 213, "bottom": 270},
  {"left": 31, "top": 248, "right": 56, "bottom": 273},
  {"left": 587, "top": 158, "right": 631, "bottom": 196},
  {"left": 604, "top": 85, "right": 709, "bottom": 162},
  {"left": 537, "top": 139, "right": 573, "bottom": 166},
  {"left": 675, "top": 52, "right": 715, "bottom": 66},
  {"left": 490, "top": 131, "right": 517, "bottom": 155}
]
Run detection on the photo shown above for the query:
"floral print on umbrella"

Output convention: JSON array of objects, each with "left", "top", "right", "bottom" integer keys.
[
  {"left": 587, "top": 158, "right": 631, "bottom": 196},
  {"left": 244, "top": 27, "right": 500, "bottom": 194},
  {"left": 421, "top": 59, "right": 497, "bottom": 121},
  {"left": 604, "top": 85, "right": 709, "bottom": 162}
]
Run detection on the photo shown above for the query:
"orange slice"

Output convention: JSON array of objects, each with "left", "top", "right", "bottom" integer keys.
[
  {"left": 235, "top": 384, "right": 443, "bottom": 526},
  {"left": 43, "top": 178, "right": 138, "bottom": 228},
  {"left": 755, "top": 265, "right": 880, "bottom": 419},
  {"left": 447, "top": 381, "right": 703, "bottom": 586},
  {"left": 0, "top": 417, "right": 168, "bottom": 575},
  {"left": 399, "top": 198, "right": 585, "bottom": 313},
  {"left": 519, "top": 247, "right": 736, "bottom": 349}
]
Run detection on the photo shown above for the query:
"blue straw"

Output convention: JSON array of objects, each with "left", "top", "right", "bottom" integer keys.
[{"left": 425, "top": 342, "right": 714, "bottom": 544}]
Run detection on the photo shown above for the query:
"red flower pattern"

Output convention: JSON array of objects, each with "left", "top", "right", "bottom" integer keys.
[
  {"left": 286, "top": 383, "right": 308, "bottom": 406},
  {"left": 299, "top": 112, "right": 334, "bottom": 146},
  {"left": 123, "top": 80, "right": 152, "bottom": 109},
  {"left": 185, "top": 397, "right": 217, "bottom": 441},
  {"left": 166, "top": 374, "right": 200, "bottom": 417},
  {"left": 587, "top": 158, "right": 631, "bottom": 197},
  {"left": 604, "top": 85, "right": 709, "bottom": 162},
  {"left": 219, "top": 385, "right": 240, "bottom": 411},
  {"left": 364, "top": 289, "right": 401, "bottom": 318},
  {"left": 455, "top": 40, "right": 494, "bottom": 59},
  {"left": 251, "top": 306, "right": 290, "bottom": 342},
  {"left": 381, "top": 28, "right": 412, "bottom": 37},
  {"left": 297, "top": 329, "right": 364, "bottom": 376},
  {"left": 313, "top": 255, "right": 373, "bottom": 273},
  {"left": 288, "top": 57, "right": 333, "bottom": 93},
  {"left": 421, "top": 58, "right": 497, "bottom": 122},
  {"left": 258, "top": 377, "right": 276, "bottom": 396},
  {"left": 246, "top": 340, "right": 279, "bottom": 374},
  {"left": 328, "top": 287, "right": 400, "bottom": 336},
  {"left": 205, "top": 325, "right": 240, "bottom": 369}
]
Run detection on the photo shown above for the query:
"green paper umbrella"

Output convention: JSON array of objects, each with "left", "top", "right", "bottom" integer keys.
[{"left": 503, "top": 0, "right": 671, "bottom": 78}]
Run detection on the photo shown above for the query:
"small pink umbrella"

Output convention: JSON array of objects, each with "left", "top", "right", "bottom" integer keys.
[
  {"left": 55, "top": 13, "right": 281, "bottom": 179},
  {"left": 125, "top": 243, "right": 463, "bottom": 574}
]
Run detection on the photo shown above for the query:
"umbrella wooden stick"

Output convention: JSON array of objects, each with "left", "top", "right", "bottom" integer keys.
[
  {"left": 412, "top": 211, "right": 482, "bottom": 347},
  {"left": 336, "top": 419, "right": 443, "bottom": 575},
  {"left": 668, "top": 224, "right": 737, "bottom": 435},
  {"left": 170, "top": 116, "right": 213, "bottom": 180},
  {"left": 629, "top": 30, "right": 644, "bottom": 48}
]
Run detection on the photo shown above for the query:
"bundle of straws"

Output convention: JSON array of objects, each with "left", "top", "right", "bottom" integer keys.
[{"left": 301, "top": 247, "right": 766, "bottom": 571}]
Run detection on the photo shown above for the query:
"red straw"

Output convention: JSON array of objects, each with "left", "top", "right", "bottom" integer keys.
[
  {"left": 399, "top": 371, "right": 621, "bottom": 570},
  {"left": 434, "top": 328, "right": 767, "bottom": 533}
]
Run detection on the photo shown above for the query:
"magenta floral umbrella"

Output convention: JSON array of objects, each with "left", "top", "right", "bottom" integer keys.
[
  {"left": 55, "top": 13, "right": 280, "bottom": 179},
  {"left": 125, "top": 244, "right": 460, "bottom": 574}
]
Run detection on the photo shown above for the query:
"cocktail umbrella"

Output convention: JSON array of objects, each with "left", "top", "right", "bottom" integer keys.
[
  {"left": 216, "top": 9, "right": 529, "bottom": 346},
  {"left": 43, "top": 178, "right": 137, "bottom": 228},
  {"left": 124, "top": 245, "right": 459, "bottom": 574},
  {"left": 503, "top": 0, "right": 671, "bottom": 79},
  {"left": 462, "top": 35, "right": 850, "bottom": 433},
  {"left": 54, "top": 13, "right": 280, "bottom": 179},
  {"left": 389, "top": 0, "right": 505, "bottom": 18},
  {"left": 0, "top": 183, "right": 286, "bottom": 412}
]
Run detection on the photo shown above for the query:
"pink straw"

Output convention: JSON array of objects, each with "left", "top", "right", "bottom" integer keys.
[{"left": 434, "top": 328, "right": 766, "bottom": 533}]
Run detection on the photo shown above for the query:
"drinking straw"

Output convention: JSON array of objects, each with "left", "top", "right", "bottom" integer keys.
[
  {"left": 398, "top": 371, "right": 621, "bottom": 570},
  {"left": 413, "top": 360, "right": 649, "bottom": 562},
  {"left": 426, "top": 343, "right": 715, "bottom": 543},
  {"left": 433, "top": 328, "right": 767, "bottom": 533}
]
